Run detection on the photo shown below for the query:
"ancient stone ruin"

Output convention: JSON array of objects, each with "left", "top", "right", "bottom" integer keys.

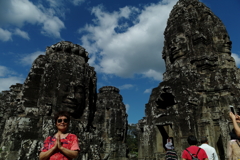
[
  {"left": 138, "top": 0, "right": 238, "bottom": 159},
  {"left": 0, "top": 41, "right": 128, "bottom": 160},
  {"left": 0, "top": 0, "right": 238, "bottom": 159}
]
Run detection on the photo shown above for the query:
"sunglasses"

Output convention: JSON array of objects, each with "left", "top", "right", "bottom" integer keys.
[{"left": 57, "top": 119, "right": 69, "bottom": 123}]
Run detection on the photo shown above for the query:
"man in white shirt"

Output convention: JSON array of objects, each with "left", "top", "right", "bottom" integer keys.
[{"left": 199, "top": 136, "right": 219, "bottom": 160}]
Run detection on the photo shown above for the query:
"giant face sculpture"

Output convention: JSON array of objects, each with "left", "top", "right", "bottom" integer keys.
[
  {"left": 168, "top": 33, "right": 189, "bottom": 63},
  {"left": 60, "top": 84, "right": 85, "bottom": 117},
  {"left": 37, "top": 42, "right": 90, "bottom": 118},
  {"left": 214, "top": 34, "right": 232, "bottom": 54},
  {"left": 212, "top": 25, "right": 232, "bottom": 55}
]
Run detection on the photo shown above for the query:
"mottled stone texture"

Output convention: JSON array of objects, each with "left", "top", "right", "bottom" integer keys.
[
  {"left": 0, "top": 41, "right": 128, "bottom": 160},
  {"left": 93, "top": 86, "right": 128, "bottom": 160},
  {"left": 138, "top": 0, "right": 238, "bottom": 159}
]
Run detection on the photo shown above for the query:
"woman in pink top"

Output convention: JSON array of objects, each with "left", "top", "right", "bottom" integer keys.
[{"left": 39, "top": 111, "right": 80, "bottom": 160}]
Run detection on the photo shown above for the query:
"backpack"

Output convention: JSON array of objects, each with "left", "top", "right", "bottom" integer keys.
[{"left": 185, "top": 148, "right": 201, "bottom": 160}]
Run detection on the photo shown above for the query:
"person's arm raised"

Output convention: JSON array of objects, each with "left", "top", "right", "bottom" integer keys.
[{"left": 229, "top": 112, "right": 240, "bottom": 137}]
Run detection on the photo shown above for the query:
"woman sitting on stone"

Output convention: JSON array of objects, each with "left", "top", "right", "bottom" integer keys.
[{"left": 39, "top": 111, "right": 80, "bottom": 160}]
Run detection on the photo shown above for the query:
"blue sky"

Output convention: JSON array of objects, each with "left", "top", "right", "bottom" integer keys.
[{"left": 0, "top": 0, "right": 240, "bottom": 124}]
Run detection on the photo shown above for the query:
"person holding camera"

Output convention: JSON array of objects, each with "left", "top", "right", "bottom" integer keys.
[
  {"left": 227, "top": 128, "right": 240, "bottom": 159},
  {"left": 229, "top": 112, "right": 240, "bottom": 137}
]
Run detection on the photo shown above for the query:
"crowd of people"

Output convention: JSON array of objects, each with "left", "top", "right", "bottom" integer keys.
[{"left": 165, "top": 112, "right": 240, "bottom": 160}]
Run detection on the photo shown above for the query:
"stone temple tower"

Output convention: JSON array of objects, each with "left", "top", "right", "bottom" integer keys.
[
  {"left": 0, "top": 41, "right": 128, "bottom": 160},
  {"left": 138, "top": 0, "right": 239, "bottom": 159}
]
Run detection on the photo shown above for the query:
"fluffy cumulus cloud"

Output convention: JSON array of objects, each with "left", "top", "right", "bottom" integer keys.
[
  {"left": 0, "top": 0, "right": 65, "bottom": 40},
  {"left": 20, "top": 51, "right": 45, "bottom": 66},
  {"left": 79, "top": 0, "right": 177, "bottom": 81},
  {"left": 0, "top": 66, "right": 9, "bottom": 77},
  {"left": 0, "top": 28, "right": 12, "bottom": 41},
  {"left": 0, "top": 77, "right": 24, "bottom": 91},
  {"left": 14, "top": 28, "right": 30, "bottom": 40},
  {"left": 0, "top": 65, "right": 24, "bottom": 91}
]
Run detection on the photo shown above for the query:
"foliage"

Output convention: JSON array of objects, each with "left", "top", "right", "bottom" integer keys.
[{"left": 126, "top": 124, "right": 138, "bottom": 156}]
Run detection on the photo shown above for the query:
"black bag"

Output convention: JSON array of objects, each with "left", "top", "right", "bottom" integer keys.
[{"left": 185, "top": 148, "right": 201, "bottom": 160}]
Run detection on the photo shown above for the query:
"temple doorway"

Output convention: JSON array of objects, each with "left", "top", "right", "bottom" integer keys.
[{"left": 155, "top": 125, "right": 174, "bottom": 153}]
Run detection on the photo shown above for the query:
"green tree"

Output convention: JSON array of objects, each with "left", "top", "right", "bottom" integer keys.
[{"left": 126, "top": 124, "right": 138, "bottom": 157}]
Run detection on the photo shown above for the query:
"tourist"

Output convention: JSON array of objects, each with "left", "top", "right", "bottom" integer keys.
[
  {"left": 227, "top": 129, "right": 240, "bottom": 159},
  {"left": 229, "top": 112, "right": 240, "bottom": 137},
  {"left": 165, "top": 137, "right": 178, "bottom": 160},
  {"left": 199, "top": 136, "right": 218, "bottom": 160},
  {"left": 182, "top": 135, "right": 208, "bottom": 160},
  {"left": 39, "top": 111, "right": 80, "bottom": 160}
]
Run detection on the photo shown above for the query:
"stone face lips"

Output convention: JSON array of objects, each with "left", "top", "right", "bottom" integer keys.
[
  {"left": 0, "top": 41, "right": 128, "bottom": 160},
  {"left": 138, "top": 0, "right": 239, "bottom": 159}
]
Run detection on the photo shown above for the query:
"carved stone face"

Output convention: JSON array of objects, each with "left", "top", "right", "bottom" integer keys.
[
  {"left": 213, "top": 26, "right": 232, "bottom": 54},
  {"left": 61, "top": 85, "right": 85, "bottom": 116},
  {"left": 168, "top": 33, "right": 188, "bottom": 63},
  {"left": 37, "top": 52, "right": 87, "bottom": 118},
  {"left": 214, "top": 34, "right": 232, "bottom": 54}
]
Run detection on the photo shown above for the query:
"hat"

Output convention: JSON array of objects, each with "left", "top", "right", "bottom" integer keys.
[{"left": 165, "top": 142, "right": 174, "bottom": 150}]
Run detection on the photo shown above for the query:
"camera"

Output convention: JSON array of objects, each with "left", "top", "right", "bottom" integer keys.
[{"left": 229, "top": 105, "right": 235, "bottom": 114}]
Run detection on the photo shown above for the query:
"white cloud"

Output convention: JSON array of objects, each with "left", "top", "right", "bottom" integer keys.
[
  {"left": 0, "top": 76, "right": 24, "bottom": 92},
  {"left": 41, "top": 17, "right": 65, "bottom": 38},
  {"left": 44, "top": 0, "right": 67, "bottom": 18},
  {"left": 232, "top": 53, "right": 240, "bottom": 67},
  {"left": 143, "top": 69, "right": 163, "bottom": 81},
  {"left": 14, "top": 28, "right": 30, "bottom": 40},
  {"left": 0, "top": 65, "right": 24, "bottom": 91},
  {"left": 144, "top": 88, "right": 152, "bottom": 94},
  {"left": 0, "top": 28, "right": 12, "bottom": 41},
  {"left": 47, "top": 0, "right": 62, "bottom": 8},
  {"left": 0, "top": 0, "right": 65, "bottom": 38},
  {"left": 20, "top": 51, "right": 45, "bottom": 66},
  {"left": 0, "top": 66, "right": 9, "bottom": 77},
  {"left": 72, "top": 0, "right": 85, "bottom": 6},
  {"left": 118, "top": 84, "right": 134, "bottom": 90},
  {"left": 125, "top": 104, "right": 130, "bottom": 112},
  {"left": 79, "top": 0, "right": 177, "bottom": 81},
  {"left": 0, "top": 66, "right": 18, "bottom": 77}
]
